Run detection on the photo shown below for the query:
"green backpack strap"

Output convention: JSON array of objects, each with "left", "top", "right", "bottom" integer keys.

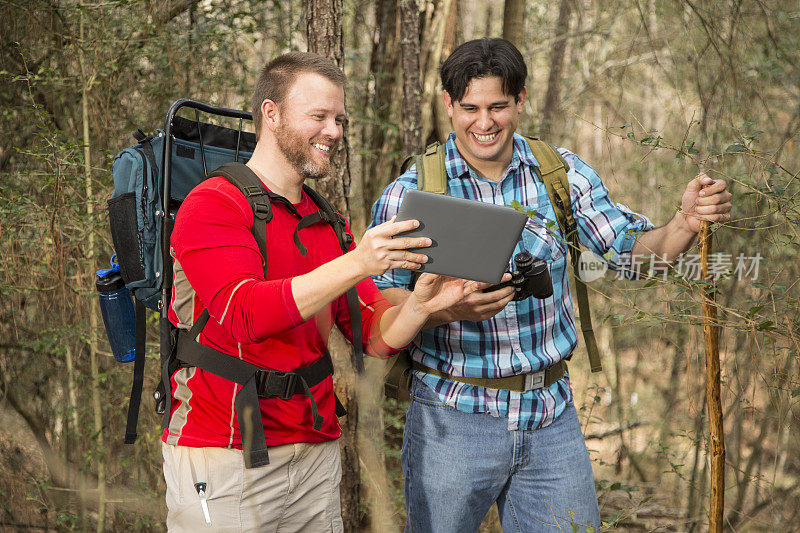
[
  {"left": 524, "top": 137, "right": 602, "bottom": 373},
  {"left": 404, "top": 141, "right": 447, "bottom": 194}
]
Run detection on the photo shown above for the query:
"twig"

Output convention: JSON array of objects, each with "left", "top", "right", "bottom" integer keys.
[{"left": 584, "top": 421, "right": 645, "bottom": 440}]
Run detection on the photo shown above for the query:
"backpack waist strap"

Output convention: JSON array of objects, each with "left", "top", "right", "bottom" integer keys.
[
  {"left": 173, "top": 309, "right": 341, "bottom": 468},
  {"left": 176, "top": 330, "right": 334, "bottom": 398}
]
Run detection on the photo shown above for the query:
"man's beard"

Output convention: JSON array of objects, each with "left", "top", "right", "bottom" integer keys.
[{"left": 275, "top": 121, "right": 333, "bottom": 180}]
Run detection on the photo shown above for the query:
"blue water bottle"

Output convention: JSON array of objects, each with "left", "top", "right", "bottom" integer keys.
[{"left": 96, "top": 255, "right": 137, "bottom": 363}]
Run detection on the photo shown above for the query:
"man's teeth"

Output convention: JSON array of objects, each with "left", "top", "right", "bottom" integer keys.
[
  {"left": 314, "top": 143, "right": 330, "bottom": 152},
  {"left": 473, "top": 132, "right": 497, "bottom": 142}
]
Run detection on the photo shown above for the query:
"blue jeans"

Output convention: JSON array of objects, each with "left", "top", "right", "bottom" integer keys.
[{"left": 401, "top": 377, "right": 600, "bottom": 532}]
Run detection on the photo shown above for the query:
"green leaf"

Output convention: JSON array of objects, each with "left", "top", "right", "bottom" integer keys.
[
  {"left": 725, "top": 143, "right": 747, "bottom": 153},
  {"left": 757, "top": 320, "right": 775, "bottom": 331}
]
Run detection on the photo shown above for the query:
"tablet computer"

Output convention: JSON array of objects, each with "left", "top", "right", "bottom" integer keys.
[{"left": 395, "top": 189, "right": 528, "bottom": 284}]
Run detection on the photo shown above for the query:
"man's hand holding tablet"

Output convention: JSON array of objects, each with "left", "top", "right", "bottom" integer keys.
[
  {"left": 351, "top": 215, "right": 432, "bottom": 276},
  {"left": 349, "top": 215, "right": 481, "bottom": 326}
]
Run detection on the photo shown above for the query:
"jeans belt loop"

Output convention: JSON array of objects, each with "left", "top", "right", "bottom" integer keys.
[{"left": 523, "top": 369, "right": 546, "bottom": 392}]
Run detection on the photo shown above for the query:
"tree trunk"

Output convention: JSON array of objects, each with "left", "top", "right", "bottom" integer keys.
[
  {"left": 305, "top": 2, "right": 361, "bottom": 530},
  {"left": 359, "top": 0, "right": 403, "bottom": 226},
  {"left": 306, "top": 0, "right": 351, "bottom": 214},
  {"left": 433, "top": 0, "right": 459, "bottom": 142},
  {"left": 400, "top": 0, "right": 423, "bottom": 155},
  {"left": 502, "top": 0, "right": 525, "bottom": 50},
  {"left": 540, "top": 0, "right": 571, "bottom": 139},
  {"left": 420, "top": 0, "right": 453, "bottom": 144},
  {"left": 79, "top": 6, "right": 106, "bottom": 531}
]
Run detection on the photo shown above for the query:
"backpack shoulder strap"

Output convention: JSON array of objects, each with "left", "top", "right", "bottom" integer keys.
[
  {"left": 211, "top": 162, "right": 271, "bottom": 277},
  {"left": 523, "top": 137, "right": 574, "bottom": 238},
  {"left": 302, "top": 185, "right": 352, "bottom": 253},
  {"left": 412, "top": 142, "right": 447, "bottom": 194},
  {"left": 301, "top": 184, "right": 365, "bottom": 376},
  {"left": 400, "top": 142, "right": 447, "bottom": 294},
  {"left": 523, "top": 137, "right": 602, "bottom": 373}
]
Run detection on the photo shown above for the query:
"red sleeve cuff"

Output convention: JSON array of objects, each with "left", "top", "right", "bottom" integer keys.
[
  {"left": 281, "top": 278, "right": 304, "bottom": 327},
  {"left": 366, "top": 303, "right": 407, "bottom": 359}
]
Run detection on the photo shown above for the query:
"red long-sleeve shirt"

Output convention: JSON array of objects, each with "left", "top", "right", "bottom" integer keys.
[{"left": 163, "top": 176, "right": 398, "bottom": 449}]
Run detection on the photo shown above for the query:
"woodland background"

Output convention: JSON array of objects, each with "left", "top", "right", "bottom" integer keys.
[{"left": 1, "top": 0, "right": 799, "bottom": 531}]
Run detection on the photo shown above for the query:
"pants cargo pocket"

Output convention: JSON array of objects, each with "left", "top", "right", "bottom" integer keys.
[{"left": 163, "top": 443, "right": 244, "bottom": 532}]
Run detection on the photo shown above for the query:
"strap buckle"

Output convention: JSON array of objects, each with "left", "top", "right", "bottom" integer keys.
[
  {"left": 253, "top": 202, "right": 271, "bottom": 216},
  {"left": 257, "top": 370, "right": 298, "bottom": 400},
  {"left": 522, "top": 370, "right": 546, "bottom": 391},
  {"left": 243, "top": 185, "right": 266, "bottom": 197},
  {"left": 341, "top": 232, "right": 353, "bottom": 249}
]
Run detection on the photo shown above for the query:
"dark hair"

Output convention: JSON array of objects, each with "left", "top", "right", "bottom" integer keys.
[
  {"left": 439, "top": 38, "right": 527, "bottom": 103},
  {"left": 251, "top": 51, "right": 347, "bottom": 139}
]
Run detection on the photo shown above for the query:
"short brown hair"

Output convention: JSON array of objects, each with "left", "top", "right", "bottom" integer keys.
[{"left": 251, "top": 51, "right": 347, "bottom": 139}]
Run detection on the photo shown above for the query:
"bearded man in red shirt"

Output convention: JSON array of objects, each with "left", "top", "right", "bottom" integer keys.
[{"left": 162, "top": 51, "right": 476, "bottom": 532}]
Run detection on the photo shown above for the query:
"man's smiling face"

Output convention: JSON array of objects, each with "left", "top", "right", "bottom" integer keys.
[
  {"left": 443, "top": 76, "right": 526, "bottom": 171},
  {"left": 274, "top": 72, "right": 346, "bottom": 180}
]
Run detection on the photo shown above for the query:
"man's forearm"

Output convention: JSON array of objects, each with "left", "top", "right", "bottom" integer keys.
[
  {"left": 377, "top": 296, "right": 430, "bottom": 349},
  {"left": 291, "top": 253, "right": 367, "bottom": 320},
  {"left": 381, "top": 287, "right": 453, "bottom": 329},
  {"left": 632, "top": 211, "right": 698, "bottom": 263}
]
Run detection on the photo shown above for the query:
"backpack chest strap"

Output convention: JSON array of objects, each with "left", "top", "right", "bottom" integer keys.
[{"left": 293, "top": 209, "right": 351, "bottom": 257}]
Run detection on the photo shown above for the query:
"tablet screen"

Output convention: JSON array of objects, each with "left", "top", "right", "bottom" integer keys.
[{"left": 395, "top": 189, "right": 527, "bottom": 283}]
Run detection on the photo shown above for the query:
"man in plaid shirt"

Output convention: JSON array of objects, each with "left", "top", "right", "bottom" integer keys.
[{"left": 369, "top": 38, "right": 731, "bottom": 532}]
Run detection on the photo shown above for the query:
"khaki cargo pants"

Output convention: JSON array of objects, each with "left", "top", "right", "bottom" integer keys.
[{"left": 162, "top": 440, "right": 343, "bottom": 532}]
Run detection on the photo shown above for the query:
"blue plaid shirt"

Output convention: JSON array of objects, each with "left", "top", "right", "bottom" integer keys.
[{"left": 369, "top": 133, "right": 654, "bottom": 430}]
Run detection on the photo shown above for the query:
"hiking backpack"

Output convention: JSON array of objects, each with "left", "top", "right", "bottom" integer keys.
[{"left": 107, "top": 100, "right": 362, "bottom": 467}]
